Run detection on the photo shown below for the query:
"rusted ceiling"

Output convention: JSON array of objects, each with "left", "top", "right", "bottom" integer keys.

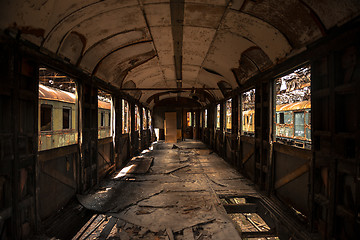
[{"left": 1, "top": 0, "right": 359, "bottom": 108}]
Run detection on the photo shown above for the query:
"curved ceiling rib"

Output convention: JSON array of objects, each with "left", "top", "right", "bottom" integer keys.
[
  {"left": 80, "top": 36, "right": 152, "bottom": 74},
  {"left": 44, "top": 3, "right": 142, "bottom": 52}
]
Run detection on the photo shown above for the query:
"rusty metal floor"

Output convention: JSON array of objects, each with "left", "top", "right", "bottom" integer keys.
[{"left": 35, "top": 140, "right": 279, "bottom": 240}]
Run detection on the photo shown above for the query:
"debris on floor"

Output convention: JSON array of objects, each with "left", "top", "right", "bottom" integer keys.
[{"left": 44, "top": 140, "right": 262, "bottom": 239}]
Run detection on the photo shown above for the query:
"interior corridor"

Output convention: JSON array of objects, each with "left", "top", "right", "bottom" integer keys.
[{"left": 36, "top": 140, "right": 294, "bottom": 240}]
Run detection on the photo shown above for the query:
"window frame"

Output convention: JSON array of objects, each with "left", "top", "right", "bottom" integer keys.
[
  {"left": 40, "top": 104, "right": 53, "bottom": 132},
  {"left": 62, "top": 107, "right": 71, "bottom": 130}
]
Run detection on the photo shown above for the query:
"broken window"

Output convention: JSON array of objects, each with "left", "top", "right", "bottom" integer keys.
[
  {"left": 38, "top": 66, "right": 78, "bottom": 151},
  {"left": 98, "top": 89, "right": 112, "bottom": 139},
  {"left": 204, "top": 109, "right": 208, "bottom": 128},
  {"left": 143, "top": 107, "right": 147, "bottom": 130},
  {"left": 226, "top": 98, "right": 232, "bottom": 131},
  {"left": 41, "top": 104, "right": 52, "bottom": 131},
  {"left": 135, "top": 105, "right": 140, "bottom": 131},
  {"left": 187, "top": 112, "right": 192, "bottom": 127},
  {"left": 122, "top": 99, "right": 130, "bottom": 134},
  {"left": 241, "top": 89, "right": 255, "bottom": 136},
  {"left": 216, "top": 104, "right": 220, "bottom": 129},
  {"left": 63, "top": 108, "right": 71, "bottom": 129},
  {"left": 275, "top": 65, "right": 311, "bottom": 149}
]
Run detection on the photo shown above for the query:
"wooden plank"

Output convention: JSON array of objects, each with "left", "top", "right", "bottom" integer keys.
[
  {"left": 242, "top": 148, "right": 255, "bottom": 165},
  {"left": 273, "top": 142, "right": 311, "bottom": 160},
  {"left": 98, "top": 148, "right": 111, "bottom": 165},
  {"left": 274, "top": 162, "right": 310, "bottom": 189},
  {"left": 183, "top": 227, "right": 194, "bottom": 240},
  {"left": 99, "top": 216, "right": 117, "bottom": 240},
  {"left": 98, "top": 137, "right": 113, "bottom": 145},
  {"left": 38, "top": 144, "right": 77, "bottom": 162}
]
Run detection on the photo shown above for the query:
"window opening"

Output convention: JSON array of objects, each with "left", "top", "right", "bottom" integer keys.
[
  {"left": 122, "top": 99, "right": 130, "bottom": 134},
  {"left": 194, "top": 112, "right": 196, "bottom": 127},
  {"left": 135, "top": 105, "right": 140, "bottom": 131},
  {"left": 241, "top": 89, "right": 255, "bottom": 136},
  {"left": 38, "top": 66, "right": 78, "bottom": 151},
  {"left": 63, "top": 108, "right": 70, "bottom": 129},
  {"left": 187, "top": 112, "right": 192, "bottom": 127},
  {"left": 204, "top": 109, "right": 208, "bottom": 128},
  {"left": 148, "top": 110, "right": 151, "bottom": 129},
  {"left": 275, "top": 65, "right": 311, "bottom": 149},
  {"left": 143, "top": 108, "right": 147, "bottom": 129},
  {"left": 41, "top": 104, "right": 52, "bottom": 131},
  {"left": 98, "top": 89, "right": 112, "bottom": 139},
  {"left": 226, "top": 98, "right": 232, "bottom": 131},
  {"left": 216, "top": 104, "right": 220, "bottom": 129}
]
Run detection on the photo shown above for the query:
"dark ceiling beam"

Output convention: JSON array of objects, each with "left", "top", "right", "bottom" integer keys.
[
  {"left": 170, "top": 0, "right": 184, "bottom": 88},
  {"left": 121, "top": 87, "right": 221, "bottom": 91}
]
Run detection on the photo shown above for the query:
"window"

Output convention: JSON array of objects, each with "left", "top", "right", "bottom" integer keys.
[
  {"left": 98, "top": 89, "right": 112, "bottom": 139},
  {"left": 294, "top": 112, "right": 305, "bottom": 137},
  {"left": 38, "top": 66, "right": 78, "bottom": 151},
  {"left": 39, "top": 66, "right": 78, "bottom": 151},
  {"left": 216, "top": 104, "right": 220, "bottom": 129},
  {"left": 194, "top": 112, "right": 196, "bottom": 127},
  {"left": 187, "top": 112, "right": 192, "bottom": 127},
  {"left": 41, "top": 104, "right": 52, "bottom": 131},
  {"left": 135, "top": 105, "right": 140, "bottom": 131},
  {"left": 148, "top": 110, "right": 151, "bottom": 129},
  {"left": 275, "top": 65, "right": 311, "bottom": 148},
  {"left": 100, "top": 112, "right": 105, "bottom": 127},
  {"left": 278, "top": 113, "right": 284, "bottom": 124},
  {"left": 122, "top": 99, "right": 130, "bottom": 134},
  {"left": 226, "top": 99, "right": 232, "bottom": 131},
  {"left": 204, "top": 109, "right": 208, "bottom": 128},
  {"left": 63, "top": 108, "right": 71, "bottom": 129},
  {"left": 241, "top": 89, "right": 255, "bottom": 136},
  {"left": 143, "top": 108, "right": 147, "bottom": 129}
]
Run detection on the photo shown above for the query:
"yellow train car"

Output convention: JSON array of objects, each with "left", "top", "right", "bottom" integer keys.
[
  {"left": 39, "top": 84, "right": 112, "bottom": 151},
  {"left": 275, "top": 100, "right": 311, "bottom": 149}
]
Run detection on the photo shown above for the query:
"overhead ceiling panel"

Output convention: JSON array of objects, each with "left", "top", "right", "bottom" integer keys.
[
  {"left": 67, "top": 7, "right": 146, "bottom": 53},
  {"left": 184, "top": 3, "right": 225, "bottom": 28},
  {"left": 95, "top": 42, "right": 155, "bottom": 86},
  {"left": 150, "top": 27, "right": 174, "bottom": 66},
  {"left": 203, "top": 31, "right": 256, "bottom": 87},
  {"left": 222, "top": 11, "right": 292, "bottom": 62},
  {"left": 80, "top": 29, "right": 150, "bottom": 73},
  {"left": 144, "top": 3, "right": 171, "bottom": 27},
  {"left": 43, "top": 0, "right": 139, "bottom": 52},
  {"left": 241, "top": 0, "right": 322, "bottom": 48},
  {"left": 183, "top": 26, "right": 216, "bottom": 66},
  {"left": 302, "top": 0, "right": 360, "bottom": 29}
]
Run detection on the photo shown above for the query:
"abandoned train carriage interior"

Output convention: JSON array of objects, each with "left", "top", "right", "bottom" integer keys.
[{"left": 0, "top": 0, "right": 360, "bottom": 239}]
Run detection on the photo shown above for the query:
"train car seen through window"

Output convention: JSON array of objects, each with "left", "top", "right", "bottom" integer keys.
[
  {"left": 187, "top": 112, "right": 192, "bottom": 127},
  {"left": 98, "top": 89, "right": 112, "bottom": 139},
  {"left": 38, "top": 66, "right": 78, "bottom": 151},
  {"left": 204, "top": 109, "right": 208, "bottom": 128},
  {"left": 241, "top": 89, "right": 255, "bottom": 136},
  {"left": 226, "top": 99, "right": 232, "bottom": 131},
  {"left": 274, "top": 65, "right": 311, "bottom": 149},
  {"left": 122, "top": 99, "right": 130, "bottom": 134},
  {"left": 216, "top": 104, "right": 220, "bottom": 129}
]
